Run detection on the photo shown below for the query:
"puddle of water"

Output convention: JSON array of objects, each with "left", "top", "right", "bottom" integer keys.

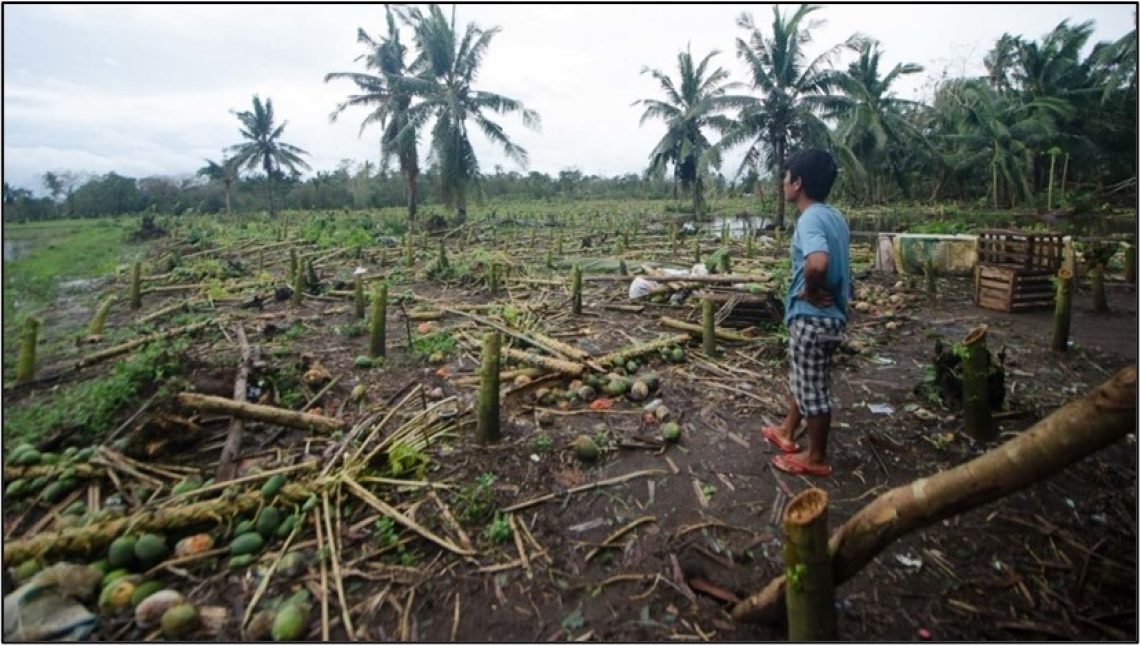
[
  {"left": 3, "top": 238, "right": 37, "bottom": 262},
  {"left": 701, "top": 215, "right": 773, "bottom": 239}
]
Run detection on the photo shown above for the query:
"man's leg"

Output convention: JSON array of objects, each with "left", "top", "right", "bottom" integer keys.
[
  {"left": 772, "top": 393, "right": 802, "bottom": 443},
  {"left": 796, "top": 412, "right": 830, "bottom": 467}
]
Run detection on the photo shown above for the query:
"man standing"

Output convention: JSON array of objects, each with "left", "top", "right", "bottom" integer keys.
[{"left": 759, "top": 149, "right": 850, "bottom": 477}]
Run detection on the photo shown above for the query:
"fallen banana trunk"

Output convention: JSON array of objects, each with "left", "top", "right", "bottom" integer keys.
[
  {"left": 3, "top": 483, "right": 309, "bottom": 565},
  {"left": 732, "top": 364, "right": 1136, "bottom": 624},
  {"left": 660, "top": 316, "right": 756, "bottom": 342},
  {"left": 177, "top": 392, "right": 346, "bottom": 434},
  {"left": 502, "top": 347, "right": 584, "bottom": 378},
  {"left": 4, "top": 463, "right": 104, "bottom": 481},
  {"left": 76, "top": 321, "right": 211, "bottom": 369}
]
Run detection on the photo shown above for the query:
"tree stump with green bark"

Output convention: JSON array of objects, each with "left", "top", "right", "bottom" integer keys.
[
  {"left": 88, "top": 295, "right": 116, "bottom": 337},
  {"left": 702, "top": 298, "right": 716, "bottom": 356},
  {"left": 961, "top": 325, "right": 994, "bottom": 441},
  {"left": 16, "top": 318, "right": 39, "bottom": 385},
  {"left": 292, "top": 259, "right": 305, "bottom": 307},
  {"left": 370, "top": 283, "right": 387, "bottom": 359},
  {"left": 783, "top": 488, "right": 836, "bottom": 640},
  {"left": 129, "top": 261, "right": 142, "bottom": 310},
  {"left": 1052, "top": 268, "right": 1073, "bottom": 353},
  {"left": 354, "top": 276, "right": 365, "bottom": 319}
]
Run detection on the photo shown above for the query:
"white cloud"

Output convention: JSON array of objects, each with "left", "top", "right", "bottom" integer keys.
[{"left": 3, "top": 3, "right": 1134, "bottom": 194}]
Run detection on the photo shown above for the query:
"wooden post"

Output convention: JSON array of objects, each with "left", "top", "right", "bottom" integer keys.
[
  {"left": 306, "top": 259, "right": 318, "bottom": 292},
  {"left": 1051, "top": 268, "right": 1072, "bottom": 353},
  {"left": 1091, "top": 264, "right": 1108, "bottom": 312},
  {"left": 693, "top": 239, "right": 701, "bottom": 264},
  {"left": 618, "top": 259, "right": 628, "bottom": 276},
  {"left": 961, "top": 325, "right": 994, "bottom": 441},
  {"left": 370, "top": 282, "right": 387, "bottom": 359},
  {"left": 702, "top": 298, "right": 716, "bottom": 356},
  {"left": 477, "top": 332, "right": 501, "bottom": 443},
  {"left": 404, "top": 232, "right": 414, "bottom": 268},
  {"left": 719, "top": 251, "right": 731, "bottom": 274},
  {"left": 16, "top": 318, "right": 39, "bottom": 385},
  {"left": 488, "top": 263, "right": 500, "bottom": 298},
  {"left": 129, "top": 261, "right": 142, "bottom": 310},
  {"left": 721, "top": 223, "right": 729, "bottom": 247},
  {"left": 746, "top": 235, "right": 754, "bottom": 259},
  {"left": 88, "top": 295, "right": 116, "bottom": 337},
  {"left": 292, "top": 258, "right": 305, "bottom": 307},
  {"left": 571, "top": 264, "right": 582, "bottom": 315},
  {"left": 783, "top": 488, "right": 836, "bottom": 640},
  {"left": 289, "top": 248, "right": 298, "bottom": 283},
  {"left": 354, "top": 276, "right": 365, "bottom": 319}
]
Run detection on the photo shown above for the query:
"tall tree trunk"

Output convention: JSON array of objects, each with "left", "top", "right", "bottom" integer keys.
[
  {"left": 775, "top": 136, "right": 787, "bottom": 230},
  {"left": 224, "top": 184, "right": 232, "bottom": 216},
  {"left": 733, "top": 364, "right": 1137, "bottom": 625},
  {"left": 268, "top": 177, "right": 276, "bottom": 219},
  {"left": 402, "top": 154, "right": 418, "bottom": 224}
]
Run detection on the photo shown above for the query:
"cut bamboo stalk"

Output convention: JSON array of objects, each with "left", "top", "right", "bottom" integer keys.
[
  {"left": 488, "top": 263, "right": 500, "bottom": 297},
  {"left": 129, "top": 261, "right": 142, "bottom": 310},
  {"left": 292, "top": 257, "right": 305, "bottom": 307},
  {"left": 404, "top": 233, "right": 414, "bottom": 268},
  {"left": 1051, "top": 268, "right": 1073, "bottom": 353},
  {"left": 783, "top": 488, "right": 836, "bottom": 639},
  {"left": 659, "top": 316, "right": 752, "bottom": 342},
  {"left": 407, "top": 310, "right": 443, "bottom": 321},
  {"left": 702, "top": 299, "right": 716, "bottom": 356},
  {"left": 477, "top": 332, "right": 502, "bottom": 444},
  {"left": 77, "top": 320, "right": 210, "bottom": 369},
  {"left": 16, "top": 318, "right": 39, "bottom": 385},
  {"left": 961, "top": 325, "right": 994, "bottom": 441},
  {"left": 88, "top": 295, "right": 117, "bottom": 337},
  {"left": 693, "top": 239, "right": 701, "bottom": 264},
  {"left": 732, "top": 364, "right": 1136, "bottom": 624},
  {"left": 370, "top": 282, "right": 387, "bottom": 359},
  {"left": 177, "top": 392, "right": 346, "bottom": 434},
  {"left": 289, "top": 248, "right": 298, "bottom": 284}
]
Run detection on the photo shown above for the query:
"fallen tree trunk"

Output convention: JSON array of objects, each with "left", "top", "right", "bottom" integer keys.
[
  {"left": 660, "top": 316, "right": 755, "bottom": 343},
  {"left": 215, "top": 323, "right": 253, "bottom": 483},
  {"left": 3, "top": 482, "right": 309, "bottom": 566},
  {"left": 733, "top": 364, "right": 1136, "bottom": 624},
  {"left": 501, "top": 347, "right": 584, "bottom": 378},
  {"left": 177, "top": 392, "right": 346, "bottom": 434},
  {"left": 77, "top": 321, "right": 210, "bottom": 369}
]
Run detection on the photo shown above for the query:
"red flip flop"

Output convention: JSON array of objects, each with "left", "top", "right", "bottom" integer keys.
[
  {"left": 771, "top": 453, "right": 832, "bottom": 477},
  {"left": 760, "top": 426, "right": 799, "bottom": 453}
]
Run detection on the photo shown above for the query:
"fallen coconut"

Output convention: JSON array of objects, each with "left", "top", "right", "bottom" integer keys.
[
  {"left": 536, "top": 410, "right": 555, "bottom": 427},
  {"left": 513, "top": 374, "right": 532, "bottom": 387},
  {"left": 245, "top": 609, "right": 277, "bottom": 640},
  {"left": 627, "top": 380, "right": 649, "bottom": 401},
  {"left": 575, "top": 385, "right": 596, "bottom": 402},
  {"left": 174, "top": 533, "right": 215, "bottom": 558},
  {"left": 662, "top": 422, "right": 682, "bottom": 443},
  {"left": 653, "top": 405, "right": 672, "bottom": 421},
  {"left": 573, "top": 436, "right": 599, "bottom": 462},
  {"left": 136, "top": 589, "right": 185, "bottom": 628},
  {"left": 161, "top": 603, "right": 200, "bottom": 638},
  {"left": 99, "top": 577, "right": 138, "bottom": 613}
]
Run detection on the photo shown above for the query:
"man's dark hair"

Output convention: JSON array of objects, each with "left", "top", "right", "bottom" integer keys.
[{"left": 786, "top": 149, "right": 838, "bottom": 201}]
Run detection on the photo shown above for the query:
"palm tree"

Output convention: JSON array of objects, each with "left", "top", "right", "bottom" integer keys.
[
  {"left": 227, "top": 95, "right": 311, "bottom": 218},
  {"left": 197, "top": 156, "right": 239, "bottom": 215},
  {"left": 633, "top": 46, "right": 744, "bottom": 218},
  {"left": 718, "top": 4, "right": 862, "bottom": 228},
  {"left": 326, "top": 6, "right": 421, "bottom": 223},
  {"left": 941, "top": 80, "right": 1071, "bottom": 208},
  {"left": 819, "top": 40, "right": 928, "bottom": 203},
  {"left": 394, "top": 4, "right": 540, "bottom": 223}
]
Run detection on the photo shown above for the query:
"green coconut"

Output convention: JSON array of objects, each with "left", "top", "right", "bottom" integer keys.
[
  {"left": 573, "top": 436, "right": 600, "bottom": 462},
  {"left": 662, "top": 422, "right": 682, "bottom": 443}
]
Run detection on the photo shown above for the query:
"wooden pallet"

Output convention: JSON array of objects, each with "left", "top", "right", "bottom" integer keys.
[
  {"left": 976, "top": 229, "right": 1064, "bottom": 272},
  {"left": 694, "top": 289, "right": 784, "bottom": 328},
  {"left": 974, "top": 264, "right": 1055, "bottom": 312}
]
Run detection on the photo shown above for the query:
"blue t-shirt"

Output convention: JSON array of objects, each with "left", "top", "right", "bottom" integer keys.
[{"left": 784, "top": 202, "right": 851, "bottom": 325}]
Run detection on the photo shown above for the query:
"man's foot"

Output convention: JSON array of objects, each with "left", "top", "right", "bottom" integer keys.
[
  {"left": 771, "top": 452, "right": 832, "bottom": 477},
  {"left": 760, "top": 426, "right": 799, "bottom": 453}
]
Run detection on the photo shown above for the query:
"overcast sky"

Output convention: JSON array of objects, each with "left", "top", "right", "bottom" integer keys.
[{"left": 3, "top": 3, "right": 1134, "bottom": 195}]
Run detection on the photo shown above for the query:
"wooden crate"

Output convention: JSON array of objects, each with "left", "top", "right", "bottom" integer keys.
[
  {"left": 694, "top": 289, "right": 784, "bottom": 328},
  {"left": 974, "top": 264, "right": 1055, "bottom": 312},
  {"left": 977, "top": 229, "right": 1064, "bottom": 271}
]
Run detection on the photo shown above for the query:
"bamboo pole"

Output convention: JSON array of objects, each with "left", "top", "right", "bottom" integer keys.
[
  {"left": 370, "top": 283, "right": 387, "bottom": 359},
  {"left": 961, "top": 325, "right": 994, "bottom": 441},
  {"left": 289, "top": 248, "right": 298, "bottom": 284},
  {"left": 477, "top": 332, "right": 501, "bottom": 443},
  {"left": 176, "top": 392, "right": 346, "bottom": 434},
  {"left": 701, "top": 300, "right": 717, "bottom": 356},
  {"left": 693, "top": 239, "right": 701, "bottom": 264},
  {"left": 732, "top": 364, "right": 1137, "bottom": 625},
  {"left": 1051, "top": 268, "right": 1072, "bottom": 353},
  {"left": 659, "top": 317, "right": 754, "bottom": 343},
  {"left": 292, "top": 258, "right": 305, "bottom": 307},
  {"left": 488, "top": 263, "right": 500, "bottom": 297},
  {"left": 129, "top": 261, "right": 142, "bottom": 310},
  {"left": 88, "top": 296, "right": 116, "bottom": 337},
  {"left": 596, "top": 333, "right": 691, "bottom": 368},
  {"left": 783, "top": 488, "right": 836, "bottom": 640},
  {"left": 501, "top": 347, "right": 584, "bottom": 378},
  {"left": 76, "top": 321, "right": 209, "bottom": 369},
  {"left": 16, "top": 318, "right": 39, "bottom": 385}
]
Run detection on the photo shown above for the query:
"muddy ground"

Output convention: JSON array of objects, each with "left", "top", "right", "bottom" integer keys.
[{"left": 3, "top": 230, "right": 1136, "bottom": 642}]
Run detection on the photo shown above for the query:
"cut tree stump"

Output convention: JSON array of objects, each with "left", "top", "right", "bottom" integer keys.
[{"left": 733, "top": 364, "right": 1136, "bottom": 624}]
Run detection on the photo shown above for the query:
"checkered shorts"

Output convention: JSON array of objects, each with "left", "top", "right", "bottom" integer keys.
[{"left": 788, "top": 316, "right": 846, "bottom": 417}]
